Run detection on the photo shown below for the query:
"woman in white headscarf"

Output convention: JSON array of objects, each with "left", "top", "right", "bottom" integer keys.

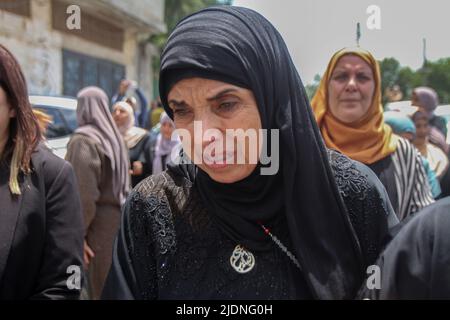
[{"left": 113, "top": 101, "right": 153, "bottom": 187}]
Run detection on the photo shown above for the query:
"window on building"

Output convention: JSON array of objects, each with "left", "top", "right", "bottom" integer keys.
[
  {"left": 0, "top": 0, "right": 31, "bottom": 17},
  {"left": 62, "top": 49, "right": 125, "bottom": 101}
]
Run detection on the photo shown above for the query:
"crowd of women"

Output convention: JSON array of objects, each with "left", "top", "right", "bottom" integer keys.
[{"left": 0, "top": 5, "right": 449, "bottom": 300}]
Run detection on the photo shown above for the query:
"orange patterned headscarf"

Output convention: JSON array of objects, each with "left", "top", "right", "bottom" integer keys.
[{"left": 311, "top": 47, "right": 398, "bottom": 164}]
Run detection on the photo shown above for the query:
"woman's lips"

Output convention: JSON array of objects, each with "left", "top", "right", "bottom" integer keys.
[
  {"left": 340, "top": 99, "right": 360, "bottom": 102},
  {"left": 205, "top": 162, "right": 229, "bottom": 169},
  {"left": 203, "top": 152, "right": 235, "bottom": 169}
]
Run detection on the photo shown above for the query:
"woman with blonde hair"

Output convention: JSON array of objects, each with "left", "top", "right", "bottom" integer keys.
[{"left": 0, "top": 44, "right": 83, "bottom": 299}]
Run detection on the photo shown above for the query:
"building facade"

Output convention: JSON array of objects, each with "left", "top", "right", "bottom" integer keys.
[{"left": 0, "top": 0, "right": 165, "bottom": 101}]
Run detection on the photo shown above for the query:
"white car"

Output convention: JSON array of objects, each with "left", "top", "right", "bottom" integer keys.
[
  {"left": 384, "top": 100, "right": 418, "bottom": 115},
  {"left": 29, "top": 95, "right": 78, "bottom": 159}
]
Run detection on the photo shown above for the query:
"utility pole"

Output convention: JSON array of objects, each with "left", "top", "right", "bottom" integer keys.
[
  {"left": 422, "top": 38, "right": 429, "bottom": 85},
  {"left": 422, "top": 38, "right": 427, "bottom": 67},
  {"left": 356, "top": 22, "right": 361, "bottom": 47}
]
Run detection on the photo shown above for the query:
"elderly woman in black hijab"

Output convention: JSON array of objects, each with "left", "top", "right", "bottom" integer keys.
[{"left": 102, "top": 6, "right": 398, "bottom": 300}]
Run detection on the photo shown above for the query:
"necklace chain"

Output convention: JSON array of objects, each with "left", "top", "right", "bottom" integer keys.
[{"left": 260, "top": 224, "right": 302, "bottom": 271}]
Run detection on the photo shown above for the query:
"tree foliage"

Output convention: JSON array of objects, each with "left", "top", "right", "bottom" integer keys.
[
  {"left": 379, "top": 57, "right": 450, "bottom": 105},
  {"left": 150, "top": 0, "right": 232, "bottom": 94}
]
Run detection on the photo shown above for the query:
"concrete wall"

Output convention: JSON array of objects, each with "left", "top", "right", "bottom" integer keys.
[
  {"left": 0, "top": 0, "right": 164, "bottom": 99},
  {"left": 100, "top": 0, "right": 165, "bottom": 33},
  {"left": 0, "top": 1, "right": 62, "bottom": 95}
]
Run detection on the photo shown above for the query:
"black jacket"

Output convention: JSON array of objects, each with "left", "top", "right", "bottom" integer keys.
[
  {"left": 129, "top": 133, "right": 155, "bottom": 188},
  {"left": 0, "top": 145, "right": 84, "bottom": 299},
  {"left": 359, "top": 197, "right": 450, "bottom": 299}
]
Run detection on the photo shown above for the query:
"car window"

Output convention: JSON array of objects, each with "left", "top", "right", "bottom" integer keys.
[
  {"left": 59, "top": 108, "right": 78, "bottom": 132},
  {"left": 33, "top": 106, "right": 70, "bottom": 139}
]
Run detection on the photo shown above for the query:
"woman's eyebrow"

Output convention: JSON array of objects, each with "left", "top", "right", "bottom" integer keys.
[
  {"left": 331, "top": 69, "right": 346, "bottom": 74},
  {"left": 206, "top": 88, "right": 238, "bottom": 101},
  {"left": 168, "top": 88, "right": 239, "bottom": 106},
  {"left": 168, "top": 99, "right": 187, "bottom": 108}
]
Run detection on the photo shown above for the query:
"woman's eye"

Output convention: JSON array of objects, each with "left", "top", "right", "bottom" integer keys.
[
  {"left": 218, "top": 101, "right": 237, "bottom": 112},
  {"left": 357, "top": 74, "right": 370, "bottom": 81},
  {"left": 173, "top": 108, "right": 189, "bottom": 116},
  {"left": 333, "top": 74, "right": 347, "bottom": 81}
]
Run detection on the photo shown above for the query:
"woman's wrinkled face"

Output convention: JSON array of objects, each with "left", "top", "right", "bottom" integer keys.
[
  {"left": 0, "top": 87, "right": 15, "bottom": 146},
  {"left": 328, "top": 55, "right": 376, "bottom": 124},
  {"left": 112, "top": 106, "right": 130, "bottom": 128},
  {"left": 167, "top": 77, "right": 262, "bottom": 184}
]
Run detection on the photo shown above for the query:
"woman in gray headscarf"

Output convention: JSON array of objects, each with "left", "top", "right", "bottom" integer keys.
[
  {"left": 412, "top": 87, "right": 450, "bottom": 198},
  {"left": 152, "top": 112, "right": 180, "bottom": 174},
  {"left": 66, "top": 86, "right": 130, "bottom": 300},
  {"left": 412, "top": 87, "right": 449, "bottom": 153}
]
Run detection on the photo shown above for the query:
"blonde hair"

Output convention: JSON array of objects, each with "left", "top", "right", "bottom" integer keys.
[
  {"left": 9, "top": 140, "right": 28, "bottom": 195},
  {"left": 33, "top": 109, "right": 53, "bottom": 136}
]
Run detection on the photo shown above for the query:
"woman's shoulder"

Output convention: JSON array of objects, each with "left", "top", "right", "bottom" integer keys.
[
  {"left": 392, "top": 136, "right": 418, "bottom": 157},
  {"left": 428, "top": 142, "right": 449, "bottom": 160},
  {"left": 327, "top": 149, "right": 378, "bottom": 199},
  {"left": 391, "top": 136, "right": 431, "bottom": 176},
  {"left": 31, "top": 143, "right": 76, "bottom": 186},
  {"left": 327, "top": 149, "right": 398, "bottom": 263},
  {"left": 133, "top": 167, "right": 192, "bottom": 195},
  {"left": 431, "top": 114, "right": 447, "bottom": 127},
  {"left": 407, "top": 197, "right": 450, "bottom": 232},
  {"left": 122, "top": 170, "right": 195, "bottom": 256},
  {"left": 66, "top": 133, "right": 105, "bottom": 160},
  {"left": 327, "top": 148, "right": 397, "bottom": 222},
  {"left": 68, "top": 133, "right": 98, "bottom": 148},
  {"left": 358, "top": 197, "right": 450, "bottom": 299},
  {"left": 127, "top": 168, "right": 194, "bottom": 220},
  {"left": 132, "top": 131, "right": 153, "bottom": 149}
]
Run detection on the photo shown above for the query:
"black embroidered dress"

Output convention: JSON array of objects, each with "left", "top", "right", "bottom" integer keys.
[{"left": 102, "top": 150, "right": 397, "bottom": 300}]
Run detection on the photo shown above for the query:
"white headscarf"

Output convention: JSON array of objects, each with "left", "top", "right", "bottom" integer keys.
[{"left": 113, "top": 101, "right": 148, "bottom": 149}]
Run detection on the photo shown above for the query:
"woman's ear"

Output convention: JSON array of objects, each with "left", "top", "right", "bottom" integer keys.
[{"left": 9, "top": 107, "right": 16, "bottom": 118}]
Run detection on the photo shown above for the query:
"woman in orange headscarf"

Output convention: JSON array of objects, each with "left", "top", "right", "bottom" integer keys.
[{"left": 311, "top": 47, "right": 433, "bottom": 220}]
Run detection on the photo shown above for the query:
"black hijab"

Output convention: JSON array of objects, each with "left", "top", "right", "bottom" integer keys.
[{"left": 160, "top": 6, "right": 364, "bottom": 299}]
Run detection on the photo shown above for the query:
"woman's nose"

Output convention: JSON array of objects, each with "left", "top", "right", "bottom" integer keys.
[
  {"left": 200, "top": 115, "right": 222, "bottom": 148},
  {"left": 345, "top": 77, "right": 357, "bottom": 91}
]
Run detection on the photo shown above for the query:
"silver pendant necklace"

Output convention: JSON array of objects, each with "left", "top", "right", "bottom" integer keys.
[
  {"left": 230, "top": 224, "right": 302, "bottom": 273},
  {"left": 230, "top": 245, "right": 255, "bottom": 274}
]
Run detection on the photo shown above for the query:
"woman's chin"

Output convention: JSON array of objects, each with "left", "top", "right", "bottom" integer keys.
[
  {"left": 200, "top": 164, "right": 254, "bottom": 184},
  {"left": 335, "top": 111, "right": 365, "bottom": 124}
]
